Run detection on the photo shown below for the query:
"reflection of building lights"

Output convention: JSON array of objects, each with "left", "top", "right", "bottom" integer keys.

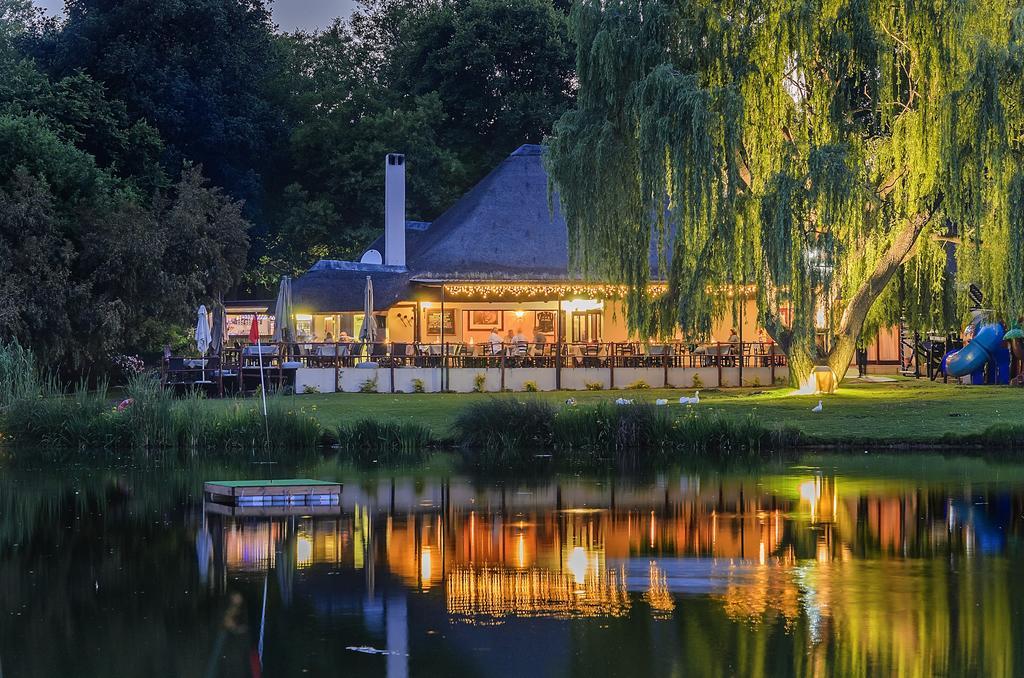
[
  {"left": 759, "top": 541, "right": 766, "bottom": 566},
  {"left": 816, "top": 539, "right": 830, "bottom": 563},
  {"left": 568, "top": 546, "right": 588, "bottom": 585},
  {"left": 643, "top": 561, "right": 675, "bottom": 618},
  {"left": 517, "top": 534, "right": 526, "bottom": 569},
  {"left": 421, "top": 547, "right": 433, "bottom": 588},
  {"left": 296, "top": 532, "right": 313, "bottom": 568},
  {"left": 446, "top": 565, "right": 630, "bottom": 621}
]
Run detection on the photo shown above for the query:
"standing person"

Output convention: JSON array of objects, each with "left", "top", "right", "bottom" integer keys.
[
  {"left": 856, "top": 336, "right": 869, "bottom": 377},
  {"left": 727, "top": 328, "right": 740, "bottom": 355},
  {"left": 534, "top": 328, "right": 547, "bottom": 350}
]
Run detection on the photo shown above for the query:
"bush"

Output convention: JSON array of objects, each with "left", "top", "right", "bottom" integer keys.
[
  {"left": 522, "top": 380, "right": 539, "bottom": 392},
  {"left": 473, "top": 373, "right": 487, "bottom": 393},
  {"left": 451, "top": 397, "right": 800, "bottom": 461},
  {"left": 359, "top": 376, "right": 378, "bottom": 393},
  {"left": 302, "top": 384, "right": 321, "bottom": 394},
  {"left": 453, "top": 398, "right": 556, "bottom": 451},
  {"left": 412, "top": 378, "right": 425, "bottom": 393},
  {"left": 691, "top": 374, "right": 704, "bottom": 389},
  {"left": 585, "top": 381, "right": 604, "bottom": 391},
  {"left": 338, "top": 418, "right": 435, "bottom": 461},
  {"left": 624, "top": 379, "right": 650, "bottom": 390}
]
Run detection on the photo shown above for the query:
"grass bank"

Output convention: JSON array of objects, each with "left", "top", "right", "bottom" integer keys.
[
  {"left": 4, "top": 337, "right": 1024, "bottom": 452},
  {"left": 272, "top": 377, "right": 1024, "bottom": 448}
]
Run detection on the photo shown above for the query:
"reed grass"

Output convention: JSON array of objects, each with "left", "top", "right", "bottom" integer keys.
[
  {"left": 1, "top": 363, "right": 322, "bottom": 451},
  {"left": 337, "top": 419, "right": 436, "bottom": 461},
  {"left": 453, "top": 398, "right": 556, "bottom": 452},
  {"left": 453, "top": 398, "right": 800, "bottom": 461}
]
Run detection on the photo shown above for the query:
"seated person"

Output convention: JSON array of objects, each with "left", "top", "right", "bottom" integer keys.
[{"left": 488, "top": 328, "right": 502, "bottom": 354}]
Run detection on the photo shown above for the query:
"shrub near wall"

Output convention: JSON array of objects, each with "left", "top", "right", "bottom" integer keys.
[{"left": 452, "top": 398, "right": 799, "bottom": 458}]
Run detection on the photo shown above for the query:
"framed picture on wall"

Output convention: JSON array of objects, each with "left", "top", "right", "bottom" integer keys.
[
  {"left": 536, "top": 311, "right": 555, "bottom": 334},
  {"left": 468, "top": 309, "right": 502, "bottom": 331},
  {"left": 426, "top": 309, "right": 456, "bottom": 335}
]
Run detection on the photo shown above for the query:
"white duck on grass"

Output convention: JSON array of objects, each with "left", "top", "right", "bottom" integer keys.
[
  {"left": 615, "top": 397, "right": 634, "bottom": 406},
  {"left": 811, "top": 400, "right": 823, "bottom": 413},
  {"left": 679, "top": 391, "right": 701, "bottom": 405}
]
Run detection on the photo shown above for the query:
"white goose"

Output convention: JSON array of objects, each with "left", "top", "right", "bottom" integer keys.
[
  {"left": 655, "top": 398, "right": 668, "bottom": 406},
  {"left": 565, "top": 398, "right": 577, "bottom": 406},
  {"left": 811, "top": 400, "right": 823, "bottom": 413},
  {"left": 679, "top": 390, "right": 701, "bottom": 405},
  {"left": 615, "top": 397, "right": 634, "bottom": 406}
]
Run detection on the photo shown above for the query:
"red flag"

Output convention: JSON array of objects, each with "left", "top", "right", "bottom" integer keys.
[{"left": 248, "top": 314, "right": 260, "bottom": 343}]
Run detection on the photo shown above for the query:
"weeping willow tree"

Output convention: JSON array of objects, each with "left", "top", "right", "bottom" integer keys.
[{"left": 546, "top": 0, "right": 1024, "bottom": 383}]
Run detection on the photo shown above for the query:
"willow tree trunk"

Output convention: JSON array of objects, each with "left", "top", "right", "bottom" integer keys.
[{"left": 776, "top": 205, "right": 938, "bottom": 387}]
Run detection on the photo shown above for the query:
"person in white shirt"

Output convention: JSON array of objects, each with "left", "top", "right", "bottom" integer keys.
[
  {"left": 512, "top": 329, "right": 528, "bottom": 345},
  {"left": 488, "top": 327, "right": 503, "bottom": 354}
]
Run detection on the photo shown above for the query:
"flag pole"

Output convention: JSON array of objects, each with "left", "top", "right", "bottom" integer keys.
[
  {"left": 257, "top": 335, "right": 268, "bottom": 418},
  {"left": 251, "top": 314, "right": 269, "bottom": 444}
]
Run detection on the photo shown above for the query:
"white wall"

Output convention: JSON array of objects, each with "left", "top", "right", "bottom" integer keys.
[{"left": 294, "top": 365, "right": 790, "bottom": 393}]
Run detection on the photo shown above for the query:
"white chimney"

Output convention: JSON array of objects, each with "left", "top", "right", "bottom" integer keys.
[{"left": 384, "top": 153, "right": 406, "bottom": 267}]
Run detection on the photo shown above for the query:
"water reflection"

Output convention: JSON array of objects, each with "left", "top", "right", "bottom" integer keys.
[{"left": 3, "top": 454, "right": 1024, "bottom": 677}]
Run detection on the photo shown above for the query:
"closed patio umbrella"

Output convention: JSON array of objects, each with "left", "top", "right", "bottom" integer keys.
[
  {"left": 272, "top": 275, "right": 294, "bottom": 343},
  {"left": 195, "top": 305, "right": 212, "bottom": 382},
  {"left": 210, "top": 298, "right": 227, "bottom": 356},
  {"left": 359, "top": 275, "right": 377, "bottom": 353}
]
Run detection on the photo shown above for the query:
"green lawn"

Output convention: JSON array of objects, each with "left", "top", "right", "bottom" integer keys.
[{"left": 266, "top": 377, "right": 1024, "bottom": 444}]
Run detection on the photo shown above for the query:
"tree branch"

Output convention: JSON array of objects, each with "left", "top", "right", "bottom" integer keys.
[{"left": 835, "top": 197, "right": 942, "bottom": 342}]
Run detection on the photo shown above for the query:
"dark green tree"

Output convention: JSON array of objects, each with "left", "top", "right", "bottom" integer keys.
[
  {"left": 31, "top": 0, "right": 286, "bottom": 219},
  {"left": 546, "top": 0, "right": 1024, "bottom": 382}
]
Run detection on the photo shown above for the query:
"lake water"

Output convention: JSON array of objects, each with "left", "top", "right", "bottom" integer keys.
[{"left": 2, "top": 451, "right": 1023, "bottom": 677}]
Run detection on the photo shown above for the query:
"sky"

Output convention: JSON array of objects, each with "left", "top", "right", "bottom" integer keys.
[{"left": 32, "top": 0, "right": 357, "bottom": 32}]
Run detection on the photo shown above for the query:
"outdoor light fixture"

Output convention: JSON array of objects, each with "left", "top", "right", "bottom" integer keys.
[
  {"left": 514, "top": 310, "right": 525, "bottom": 318},
  {"left": 422, "top": 301, "right": 432, "bottom": 308}
]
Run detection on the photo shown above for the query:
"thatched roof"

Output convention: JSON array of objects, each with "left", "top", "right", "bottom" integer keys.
[{"left": 292, "top": 144, "right": 644, "bottom": 312}]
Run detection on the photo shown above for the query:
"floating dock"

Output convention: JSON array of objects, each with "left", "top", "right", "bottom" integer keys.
[{"left": 204, "top": 479, "right": 342, "bottom": 509}]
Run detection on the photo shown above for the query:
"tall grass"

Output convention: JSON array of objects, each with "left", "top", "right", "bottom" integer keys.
[
  {"left": 0, "top": 341, "right": 40, "bottom": 410},
  {"left": 338, "top": 419, "right": 436, "bottom": 462},
  {"left": 1, "top": 361, "right": 322, "bottom": 451},
  {"left": 453, "top": 398, "right": 556, "bottom": 452},
  {"left": 452, "top": 398, "right": 800, "bottom": 461}
]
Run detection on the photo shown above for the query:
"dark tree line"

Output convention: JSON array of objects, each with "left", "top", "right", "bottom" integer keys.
[{"left": 0, "top": 0, "right": 575, "bottom": 365}]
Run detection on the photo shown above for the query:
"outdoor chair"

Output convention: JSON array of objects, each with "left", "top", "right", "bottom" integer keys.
[
  {"left": 369, "top": 342, "right": 388, "bottom": 365},
  {"left": 166, "top": 357, "right": 186, "bottom": 384},
  {"left": 390, "top": 343, "right": 412, "bottom": 366},
  {"left": 511, "top": 342, "right": 530, "bottom": 367}
]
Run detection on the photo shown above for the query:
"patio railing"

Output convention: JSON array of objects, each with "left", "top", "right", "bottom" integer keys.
[{"left": 161, "top": 340, "right": 788, "bottom": 394}]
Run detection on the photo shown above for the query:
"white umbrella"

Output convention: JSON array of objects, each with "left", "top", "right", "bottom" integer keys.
[
  {"left": 195, "top": 305, "right": 212, "bottom": 382},
  {"left": 359, "top": 276, "right": 377, "bottom": 354}
]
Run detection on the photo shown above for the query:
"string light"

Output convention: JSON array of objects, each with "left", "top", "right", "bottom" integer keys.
[
  {"left": 440, "top": 282, "right": 652, "bottom": 299},
  {"left": 438, "top": 281, "right": 759, "bottom": 299}
]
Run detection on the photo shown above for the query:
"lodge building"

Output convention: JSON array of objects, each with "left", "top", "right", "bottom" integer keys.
[{"left": 223, "top": 145, "right": 901, "bottom": 393}]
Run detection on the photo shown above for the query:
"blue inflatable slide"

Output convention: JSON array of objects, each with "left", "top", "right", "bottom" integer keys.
[{"left": 944, "top": 322, "right": 1010, "bottom": 383}]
